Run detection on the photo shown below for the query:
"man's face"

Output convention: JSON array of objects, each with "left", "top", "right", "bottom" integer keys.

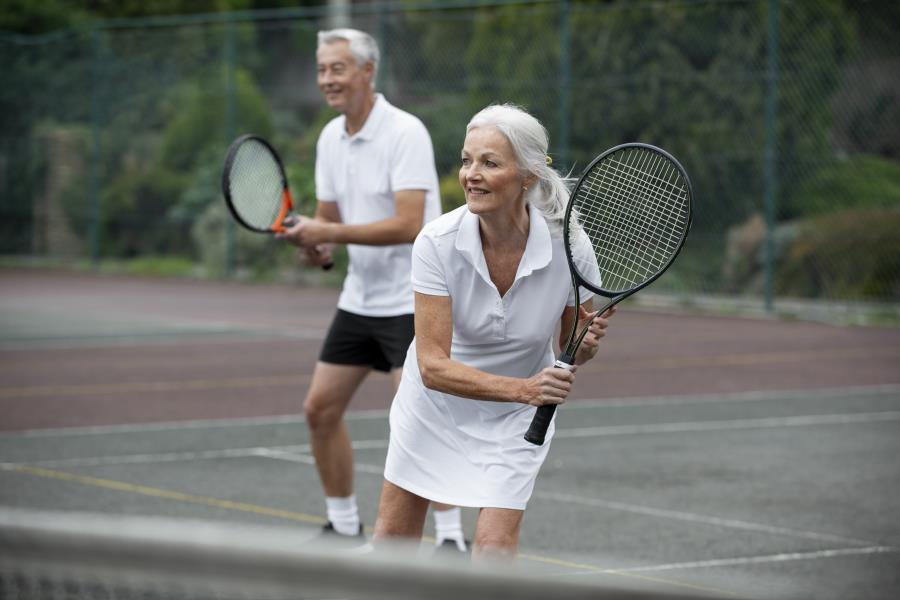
[{"left": 316, "top": 40, "right": 372, "bottom": 114}]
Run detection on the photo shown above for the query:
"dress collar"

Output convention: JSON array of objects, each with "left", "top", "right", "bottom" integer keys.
[{"left": 455, "top": 203, "right": 553, "bottom": 290}]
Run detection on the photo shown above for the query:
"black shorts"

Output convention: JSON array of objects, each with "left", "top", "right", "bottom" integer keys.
[{"left": 319, "top": 309, "right": 415, "bottom": 373}]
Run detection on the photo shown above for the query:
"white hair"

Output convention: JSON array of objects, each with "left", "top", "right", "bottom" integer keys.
[
  {"left": 466, "top": 104, "right": 571, "bottom": 234},
  {"left": 317, "top": 28, "right": 380, "bottom": 89}
]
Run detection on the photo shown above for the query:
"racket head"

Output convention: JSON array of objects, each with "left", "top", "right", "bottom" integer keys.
[
  {"left": 221, "top": 134, "right": 294, "bottom": 233},
  {"left": 563, "top": 143, "right": 693, "bottom": 300}
]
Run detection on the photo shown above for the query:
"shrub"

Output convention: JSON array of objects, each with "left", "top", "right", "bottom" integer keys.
[
  {"left": 775, "top": 209, "right": 900, "bottom": 300},
  {"left": 439, "top": 170, "right": 465, "bottom": 214}
]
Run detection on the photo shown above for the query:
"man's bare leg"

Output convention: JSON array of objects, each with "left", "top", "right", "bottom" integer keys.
[{"left": 305, "top": 361, "right": 370, "bottom": 535}]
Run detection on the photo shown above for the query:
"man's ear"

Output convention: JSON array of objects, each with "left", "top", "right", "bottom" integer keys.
[{"left": 363, "top": 61, "right": 375, "bottom": 85}]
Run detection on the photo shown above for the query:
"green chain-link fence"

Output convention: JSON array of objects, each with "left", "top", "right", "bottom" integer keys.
[{"left": 2, "top": 0, "right": 898, "bottom": 314}]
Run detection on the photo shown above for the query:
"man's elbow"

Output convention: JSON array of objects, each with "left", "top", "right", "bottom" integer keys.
[{"left": 402, "top": 220, "right": 423, "bottom": 244}]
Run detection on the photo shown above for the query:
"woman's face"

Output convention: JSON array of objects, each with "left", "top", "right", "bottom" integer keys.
[{"left": 459, "top": 126, "right": 528, "bottom": 217}]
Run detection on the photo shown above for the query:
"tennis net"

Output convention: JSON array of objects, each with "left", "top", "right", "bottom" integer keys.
[{"left": 0, "top": 507, "right": 727, "bottom": 600}]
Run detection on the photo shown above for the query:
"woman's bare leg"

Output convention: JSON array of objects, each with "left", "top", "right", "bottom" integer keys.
[
  {"left": 373, "top": 480, "right": 430, "bottom": 542},
  {"left": 472, "top": 507, "right": 524, "bottom": 560}
]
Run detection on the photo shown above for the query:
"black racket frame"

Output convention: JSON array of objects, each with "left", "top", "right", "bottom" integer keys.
[
  {"left": 524, "top": 142, "right": 694, "bottom": 446},
  {"left": 222, "top": 134, "right": 292, "bottom": 234},
  {"left": 221, "top": 134, "right": 333, "bottom": 270}
]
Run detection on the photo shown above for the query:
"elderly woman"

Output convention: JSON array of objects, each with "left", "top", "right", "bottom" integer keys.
[{"left": 373, "top": 104, "right": 614, "bottom": 558}]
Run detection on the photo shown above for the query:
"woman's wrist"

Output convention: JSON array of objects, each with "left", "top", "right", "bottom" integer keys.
[{"left": 575, "top": 345, "right": 598, "bottom": 365}]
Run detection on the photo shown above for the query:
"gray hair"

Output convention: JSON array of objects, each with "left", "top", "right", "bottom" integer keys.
[
  {"left": 317, "top": 28, "right": 379, "bottom": 89},
  {"left": 466, "top": 104, "right": 572, "bottom": 234}
]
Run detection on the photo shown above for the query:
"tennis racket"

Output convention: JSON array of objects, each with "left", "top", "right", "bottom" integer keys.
[
  {"left": 221, "top": 134, "right": 332, "bottom": 270},
  {"left": 524, "top": 143, "right": 693, "bottom": 445}
]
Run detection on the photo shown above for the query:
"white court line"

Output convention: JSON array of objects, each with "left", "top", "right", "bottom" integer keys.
[
  {"left": 568, "top": 384, "right": 900, "bottom": 409},
  {"left": 257, "top": 448, "right": 386, "bottom": 475},
  {"left": 2, "top": 384, "right": 897, "bottom": 439},
  {"left": 554, "top": 411, "right": 900, "bottom": 439},
  {"left": 0, "top": 441, "right": 388, "bottom": 469},
  {"left": 6, "top": 411, "right": 897, "bottom": 469},
  {"left": 0, "top": 409, "right": 389, "bottom": 439},
  {"left": 1, "top": 446, "right": 304, "bottom": 469},
  {"left": 7, "top": 446, "right": 882, "bottom": 549},
  {"left": 3, "top": 446, "right": 886, "bottom": 548},
  {"left": 591, "top": 546, "right": 898, "bottom": 574},
  {"left": 533, "top": 491, "right": 877, "bottom": 547}
]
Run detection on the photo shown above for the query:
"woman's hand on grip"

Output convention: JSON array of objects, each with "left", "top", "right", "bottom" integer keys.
[{"left": 520, "top": 367, "right": 575, "bottom": 407}]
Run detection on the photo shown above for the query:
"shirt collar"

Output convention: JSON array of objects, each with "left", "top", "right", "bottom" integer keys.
[
  {"left": 455, "top": 203, "right": 553, "bottom": 289},
  {"left": 517, "top": 202, "right": 554, "bottom": 278},
  {"left": 340, "top": 93, "right": 387, "bottom": 141}
]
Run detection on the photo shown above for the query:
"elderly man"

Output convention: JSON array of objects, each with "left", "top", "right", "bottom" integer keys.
[{"left": 277, "top": 28, "right": 466, "bottom": 552}]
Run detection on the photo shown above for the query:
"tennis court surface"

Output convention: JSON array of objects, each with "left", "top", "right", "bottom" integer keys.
[{"left": 1, "top": 268, "right": 899, "bottom": 598}]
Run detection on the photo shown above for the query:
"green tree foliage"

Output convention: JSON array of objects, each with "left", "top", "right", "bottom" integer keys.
[
  {"left": 0, "top": 0, "right": 327, "bottom": 33},
  {"left": 0, "top": 0, "right": 77, "bottom": 34},
  {"left": 161, "top": 69, "right": 272, "bottom": 173},
  {"left": 107, "top": 68, "right": 272, "bottom": 257},
  {"left": 790, "top": 155, "right": 900, "bottom": 217},
  {"left": 3, "top": 0, "right": 897, "bottom": 299},
  {"left": 460, "top": 0, "right": 855, "bottom": 230}
]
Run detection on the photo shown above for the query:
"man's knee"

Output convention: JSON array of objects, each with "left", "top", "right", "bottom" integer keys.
[{"left": 303, "top": 392, "right": 345, "bottom": 432}]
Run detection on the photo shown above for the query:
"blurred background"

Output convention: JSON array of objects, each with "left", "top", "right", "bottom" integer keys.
[
  {"left": 1, "top": 0, "right": 898, "bottom": 320},
  {"left": 2, "top": 3, "right": 900, "bottom": 597}
]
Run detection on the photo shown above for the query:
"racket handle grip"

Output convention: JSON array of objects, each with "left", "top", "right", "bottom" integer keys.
[
  {"left": 524, "top": 405, "right": 556, "bottom": 446},
  {"left": 524, "top": 356, "right": 574, "bottom": 446},
  {"left": 321, "top": 263, "right": 333, "bottom": 271}
]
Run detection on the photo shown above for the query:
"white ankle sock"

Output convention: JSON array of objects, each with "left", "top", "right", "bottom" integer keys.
[
  {"left": 326, "top": 495, "right": 360, "bottom": 536},
  {"left": 433, "top": 507, "right": 466, "bottom": 550}
]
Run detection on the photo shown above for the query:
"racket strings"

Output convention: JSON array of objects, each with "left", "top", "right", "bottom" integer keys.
[
  {"left": 581, "top": 174, "right": 685, "bottom": 289},
  {"left": 573, "top": 147, "right": 690, "bottom": 293},
  {"left": 583, "top": 165, "right": 673, "bottom": 271},
  {"left": 594, "top": 154, "right": 684, "bottom": 260},
  {"left": 227, "top": 140, "right": 287, "bottom": 230}
]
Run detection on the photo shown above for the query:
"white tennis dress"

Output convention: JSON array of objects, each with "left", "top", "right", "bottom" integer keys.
[{"left": 384, "top": 204, "right": 598, "bottom": 509}]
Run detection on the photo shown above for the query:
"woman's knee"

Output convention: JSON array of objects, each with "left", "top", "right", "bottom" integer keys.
[
  {"left": 373, "top": 481, "right": 429, "bottom": 540},
  {"left": 473, "top": 508, "right": 522, "bottom": 557},
  {"left": 473, "top": 531, "right": 519, "bottom": 556}
]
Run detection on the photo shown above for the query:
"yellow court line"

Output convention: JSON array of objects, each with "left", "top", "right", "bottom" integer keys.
[
  {"left": 5, "top": 464, "right": 324, "bottom": 525},
  {"left": 0, "top": 374, "right": 312, "bottom": 399},
  {"left": 6, "top": 464, "right": 737, "bottom": 597},
  {"left": 2, "top": 346, "right": 898, "bottom": 400},
  {"left": 516, "top": 553, "right": 738, "bottom": 597}
]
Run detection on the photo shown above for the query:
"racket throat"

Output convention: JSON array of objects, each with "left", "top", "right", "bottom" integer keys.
[{"left": 555, "top": 353, "right": 576, "bottom": 370}]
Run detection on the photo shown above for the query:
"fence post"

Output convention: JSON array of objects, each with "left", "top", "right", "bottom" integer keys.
[
  {"left": 763, "top": 0, "right": 780, "bottom": 312},
  {"left": 376, "top": 3, "right": 391, "bottom": 94},
  {"left": 224, "top": 15, "right": 237, "bottom": 277},
  {"left": 557, "top": 0, "right": 571, "bottom": 170},
  {"left": 88, "top": 27, "right": 104, "bottom": 268}
]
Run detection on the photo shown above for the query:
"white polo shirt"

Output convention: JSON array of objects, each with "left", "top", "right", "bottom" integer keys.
[
  {"left": 410, "top": 203, "right": 598, "bottom": 376},
  {"left": 315, "top": 94, "right": 441, "bottom": 316},
  {"left": 383, "top": 204, "right": 600, "bottom": 509}
]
